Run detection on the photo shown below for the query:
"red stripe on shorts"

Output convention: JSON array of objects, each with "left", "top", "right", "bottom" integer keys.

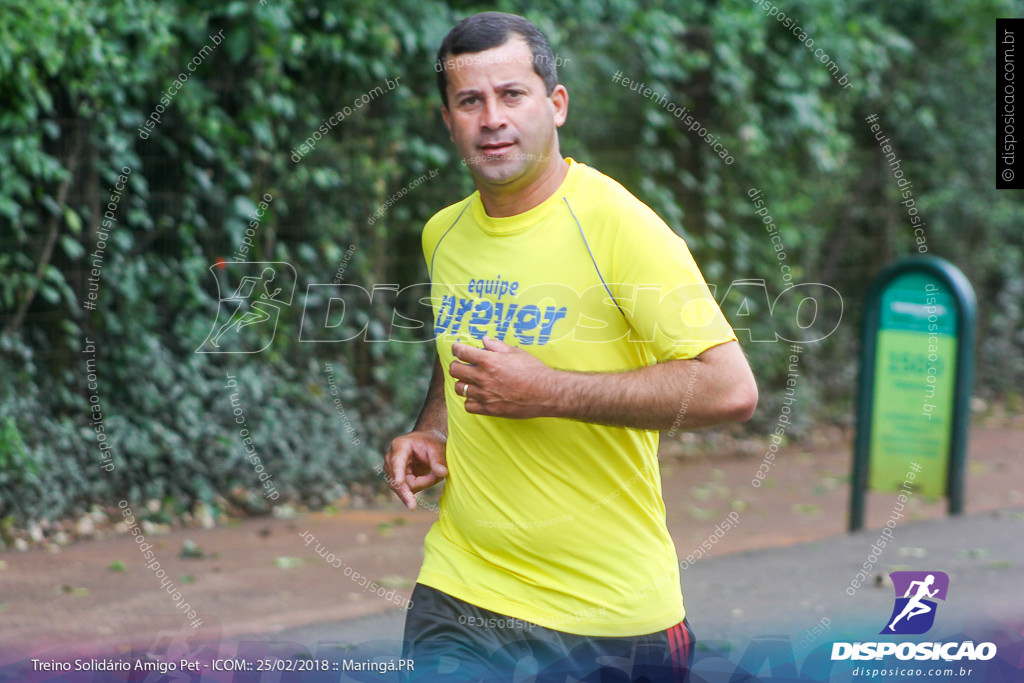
[
  {"left": 668, "top": 622, "right": 687, "bottom": 683},
  {"left": 679, "top": 622, "right": 690, "bottom": 682}
]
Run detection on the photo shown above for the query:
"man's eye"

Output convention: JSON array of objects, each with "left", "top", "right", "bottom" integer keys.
[{"left": 461, "top": 96, "right": 479, "bottom": 106}]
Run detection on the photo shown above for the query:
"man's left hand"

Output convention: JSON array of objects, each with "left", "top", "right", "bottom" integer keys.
[{"left": 449, "top": 336, "right": 558, "bottom": 418}]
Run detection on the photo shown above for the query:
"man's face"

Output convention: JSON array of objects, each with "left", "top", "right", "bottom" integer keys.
[{"left": 441, "top": 36, "right": 567, "bottom": 191}]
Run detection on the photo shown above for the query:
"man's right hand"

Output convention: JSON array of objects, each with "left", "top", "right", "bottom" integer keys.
[{"left": 384, "top": 430, "right": 448, "bottom": 510}]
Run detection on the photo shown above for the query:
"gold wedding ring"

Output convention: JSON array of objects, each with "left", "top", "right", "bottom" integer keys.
[{"left": 460, "top": 382, "right": 468, "bottom": 397}]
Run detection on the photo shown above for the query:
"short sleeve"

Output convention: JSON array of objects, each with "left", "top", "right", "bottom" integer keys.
[{"left": 607, "top": 207, "right": 736, "bottom": 362}]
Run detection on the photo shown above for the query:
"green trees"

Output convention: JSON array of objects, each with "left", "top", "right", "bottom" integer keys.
[{"left": 1, "top": 0, "right": 1019, "bottom": 527}]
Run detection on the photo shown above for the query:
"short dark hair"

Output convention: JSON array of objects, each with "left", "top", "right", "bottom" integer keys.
[{"left": 435, "top": 12, "right": 558, "bottom": 108}]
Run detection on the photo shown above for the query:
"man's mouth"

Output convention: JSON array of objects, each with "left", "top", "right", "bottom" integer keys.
[{"left": 478, "top": 141, "right": 516, "bottom": 157}]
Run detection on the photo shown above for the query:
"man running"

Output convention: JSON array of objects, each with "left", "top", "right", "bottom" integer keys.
[
  {"left": 384, "top": 11, "right": 758, "bottom": 682},
  {"left": 888, "top": 574, "right": 939, "bottom": 631},
  {"left": 210, "top": 268, "right": 281, "bottom": 347}
]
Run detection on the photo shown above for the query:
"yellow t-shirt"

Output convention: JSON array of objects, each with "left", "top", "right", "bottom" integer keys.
[{"left": 417, "top": 157, "right": 736, "bottom": 636}]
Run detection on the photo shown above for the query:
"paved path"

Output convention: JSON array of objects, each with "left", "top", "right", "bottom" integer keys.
[
  {"left": 214, "top": 507, "right": 1024, "bottom": 681},
  {"left": 5, "top": 508, "right": 1022, "bottom": 681},
  {"left": 271, "top": 507, "right": 1024, "bottom": 647}
]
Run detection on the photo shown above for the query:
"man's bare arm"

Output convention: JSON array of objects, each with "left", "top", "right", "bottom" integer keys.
[
  {"left": 384, "top": 355, "right": 448, "bottom": 509},
  {"left": 448, "top": 337, "right": 757, "bottom": 431},
  {"left": 413, "top": 355, "right": 448, "bottom": 438}
]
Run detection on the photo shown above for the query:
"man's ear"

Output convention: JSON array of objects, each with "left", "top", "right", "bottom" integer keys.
[
  {"left": 550, "top": 84, "right": 569, "bottom": 128},
  {"left": 441, "top": 105, "right": 453, "bottom": 141}
]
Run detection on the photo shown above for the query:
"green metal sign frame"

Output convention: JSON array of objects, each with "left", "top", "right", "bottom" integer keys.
[{"left": 850, "top": 256, "right": 976, "bottom": 532}]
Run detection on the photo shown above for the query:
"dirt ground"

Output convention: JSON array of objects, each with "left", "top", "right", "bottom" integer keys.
[{"left": 2, "top": 419, "right": 1022, "bottom": 657}]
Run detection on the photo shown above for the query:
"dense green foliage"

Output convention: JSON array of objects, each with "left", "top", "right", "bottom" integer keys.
[{"left": 1, "top": 0, "right": 1020, "bottom": 527}]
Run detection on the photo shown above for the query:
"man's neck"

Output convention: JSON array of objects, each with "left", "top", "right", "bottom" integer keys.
[{"left": 478, "top": 157, "right": 569, "bottom": 218}]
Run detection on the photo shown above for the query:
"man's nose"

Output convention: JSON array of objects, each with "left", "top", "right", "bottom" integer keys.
[{"left": 480, "top": 98, "right": 507, "bottom": 130}]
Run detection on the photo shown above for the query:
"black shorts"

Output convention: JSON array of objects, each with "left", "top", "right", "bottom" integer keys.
[{"left": 401, "top": 583, "right": 693, "bottom": 683}]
